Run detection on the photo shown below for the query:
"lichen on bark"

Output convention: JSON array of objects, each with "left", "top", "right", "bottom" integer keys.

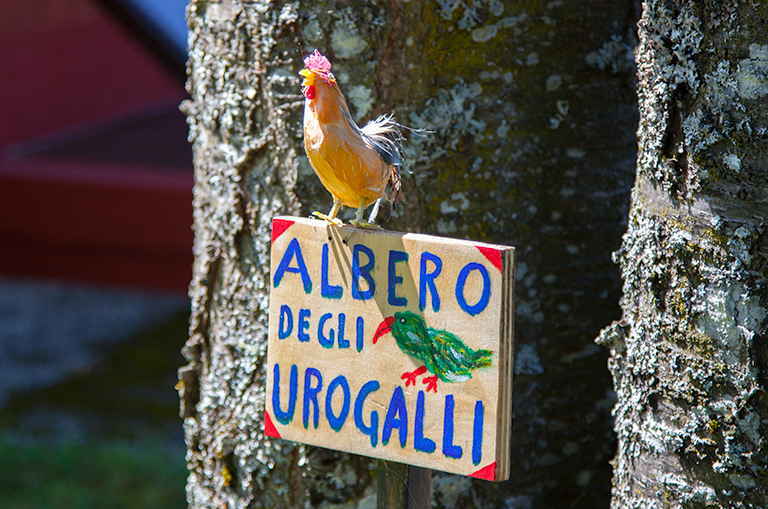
[{"left": 598, "top": 1, "right": 768, "bottom": 507}]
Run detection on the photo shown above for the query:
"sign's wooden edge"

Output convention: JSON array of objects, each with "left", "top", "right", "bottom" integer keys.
[
  {"left": 495, "top": 248, "right": 515, "bottom": 481},
  {"left": 272, "top": 216, "right": 516, "bottom": 252}
]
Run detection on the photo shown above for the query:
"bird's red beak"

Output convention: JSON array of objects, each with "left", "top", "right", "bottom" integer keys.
[{"left": 372, "top": 316, "right": 395, "bottom": 344}]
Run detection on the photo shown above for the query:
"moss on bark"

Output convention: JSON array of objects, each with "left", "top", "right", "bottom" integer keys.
[{"left": 599, "top": 1, "right": 768, "bottom": 507}]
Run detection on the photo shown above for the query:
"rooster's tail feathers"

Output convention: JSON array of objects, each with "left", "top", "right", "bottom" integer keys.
[
  {"left": 474, "top": 349, "right": 493, "bottom": 369},
  {"left": 360, "top": 114, "right": 406, "bottom": 167},
  {"left": 360, "top": 114, "right": 407, "bottom": 210},
  {"left": 389, "top": 165, "right": 404, "bottom": 210}
]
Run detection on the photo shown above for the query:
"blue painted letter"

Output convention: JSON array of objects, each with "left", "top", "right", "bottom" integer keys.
[
  {"left": 420, "top": 252, "right": 442, "bottom": 312},
  {"left": 337, "top": 314, "right": 350, "bottom": 349},
  {"left": 355, "top": 380, "right": 380, "bottom": 448},
  {"left": 303, "top": 367, "right": 323, "bottom": 429},
  {"left": 325, "top": 375, "right": 351, "bottom": 432},
  {"left": 318, "top": 313, "right": 334, "bottom": 348},
  {"left": 387, "top": 250, "right": 409, "bottom": 307},
  {"left": 472, "top": 400, "right": 484, "bottom": 465},
  {"left": 321, "top": 243, "right": 343, "bottom": 299},
  {"left": 352, "top": 244, "right": 375, "bottom": 300},
  {"left": 278, "top": 305, "right": 293, "bottom": 339},
  {"left": 356, "top": 317, "right": 365, "bottom": 352},
  {"left": 442, "top": 395, "right": 463, "bottom": 459},
  {"left": 382, "top": 386, "right": 408, "bottom": 448},
  {"left": 272, "top": 363, "right": 297, "bottom": 425},
  {"left": 414, "top": 391, "right": 436, "bottom": 453},
  {"left": 298, "top": 309, "right": 311, "bottom": 342},
  {"left": 273, "top": 238, "right": 312, "bottom": 294},
  {"left": 456, "top": 262, "right": 491, "bottom": 316}
]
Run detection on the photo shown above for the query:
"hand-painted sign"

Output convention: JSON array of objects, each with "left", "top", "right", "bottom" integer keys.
[{"left": 265, "top": 217, "right": 515, "bottom": 481}]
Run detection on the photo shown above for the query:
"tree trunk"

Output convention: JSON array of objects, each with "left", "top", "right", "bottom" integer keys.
[
  {"left": 179, "top": 1, "right": 638, "bottom": 507},
  {"left": 597, "top": 1, "right": 768, "bottom": 507}
]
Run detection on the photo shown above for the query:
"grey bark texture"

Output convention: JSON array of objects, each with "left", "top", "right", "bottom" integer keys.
[
  {"left": 597, "top": 1, "right": 768, "bottom": 507},
  {"left": 179, "top": 1, "right": 638, "bottom": 508}
]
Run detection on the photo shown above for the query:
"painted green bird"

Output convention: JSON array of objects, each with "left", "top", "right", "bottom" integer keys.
[{"left": 372, "top": 311, "right": 493, "bottom": 393}]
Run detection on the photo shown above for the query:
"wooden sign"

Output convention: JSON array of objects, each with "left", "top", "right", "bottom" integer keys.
[{"left": 264, "top": 217, "right": 515, "bottom": 481}]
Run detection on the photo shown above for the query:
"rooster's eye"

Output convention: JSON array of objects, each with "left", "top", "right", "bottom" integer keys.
[{"left": 399, "top": 318, "right": 406, "bottom": 324}]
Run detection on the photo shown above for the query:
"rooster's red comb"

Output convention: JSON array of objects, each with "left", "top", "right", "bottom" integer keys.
[{"left": 304, "top": 50, "right": 332, "bottom": 73}]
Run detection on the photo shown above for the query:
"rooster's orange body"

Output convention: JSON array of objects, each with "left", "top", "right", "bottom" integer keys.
[{"left": 300, "top": 50, "right": 404, "bottom": 226}]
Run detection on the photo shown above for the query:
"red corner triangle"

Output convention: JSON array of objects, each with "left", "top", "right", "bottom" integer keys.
[
  {"left": 476, "top": 246, "right": 502, "bottom": 273},
  {"left": 264, "top": 410, "right": 281, "bottom": 438},
  {"left": 469, "top": 462, "right": 496, "bottom": 481},
  {"left": 272, "top": 218, "right": 295, "bottom": 244}
]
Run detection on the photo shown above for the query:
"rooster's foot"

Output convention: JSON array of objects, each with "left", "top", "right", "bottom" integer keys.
[
  {"left": 350, "top": 219, "right": 381, "bottom": 229},
  {"left": 401, "top": 366, "right": 428, "bottom": 387},
  {"left": 310, "top": 211, "right": 344, "bottom": 226},
  {"left": 351, "top": 198, "right": 381, "bottom": 228},
  {"left": 422, "top": 375, "right": 438, "bottom": 393}
]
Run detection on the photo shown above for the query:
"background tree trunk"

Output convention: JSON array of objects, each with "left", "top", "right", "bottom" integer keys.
[
  {"left": 179, "top": 1, "right": 638, "bottom": 507},
  {"left": 597, "top": 1, "right": 768, "bottom": 507}
]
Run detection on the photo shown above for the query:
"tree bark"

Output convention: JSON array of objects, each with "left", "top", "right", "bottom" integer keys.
[
  {"left": 179, "top": 1, "right": 638, "bottom": 507},
  {"left": 597, "top": 1, "right": 768, "bottom": 507}
]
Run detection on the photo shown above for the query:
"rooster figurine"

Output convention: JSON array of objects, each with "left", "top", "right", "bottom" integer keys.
[{"left": 300, "top": 50, "right": 405, "bottom": 227}]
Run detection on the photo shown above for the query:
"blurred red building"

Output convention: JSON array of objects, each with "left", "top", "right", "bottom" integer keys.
[{"left": 0, "top": 0, "right": 193, "bottom": 292}]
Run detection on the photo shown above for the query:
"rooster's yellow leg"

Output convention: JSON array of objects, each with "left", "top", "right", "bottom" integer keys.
[
  {"left": 312, "top": 199, "right": 344, "bottom": 225},
  {"left": 350, "top": 197, "right": 381, "bottom": 229},
  {"left": 367, "top": 198, "right": 382, "bottom": 225}
]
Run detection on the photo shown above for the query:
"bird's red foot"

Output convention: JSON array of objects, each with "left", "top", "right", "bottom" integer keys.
[
  {"left": 401, "top": 366, "right": 428, "bottom": 387},
  {"left": 422, "top": 375, "right": 438, "bottom": 393}
]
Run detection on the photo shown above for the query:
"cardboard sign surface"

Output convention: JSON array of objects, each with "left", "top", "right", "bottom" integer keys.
[{"left": 265, "top": 217, "right": 514, "bottom": 481}]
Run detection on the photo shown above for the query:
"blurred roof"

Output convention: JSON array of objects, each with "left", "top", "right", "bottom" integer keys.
[
  {"left": 0, "top": 0, "right": 193, "bottom": 292},
  {"left": 0, "top": 0, "right": 185, "bottom": 148},
  {"left": 97, "top": 0, "right": 188, "bottom": 80},
  {"left": 114, "top": 0, "right": 187, "bottom": 57}
]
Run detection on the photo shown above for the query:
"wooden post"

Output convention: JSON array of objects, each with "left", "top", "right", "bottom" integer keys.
[{"left": 377, "top": 460, "right": 431, "bottom": 509}]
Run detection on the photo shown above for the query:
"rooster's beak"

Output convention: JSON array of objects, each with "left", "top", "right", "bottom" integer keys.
[
  {"left": 372, "top": 316, "right": 395, "bottom": 344},
  {"left": 299, "top": 68, "right": 312, "bottom": 87}
]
